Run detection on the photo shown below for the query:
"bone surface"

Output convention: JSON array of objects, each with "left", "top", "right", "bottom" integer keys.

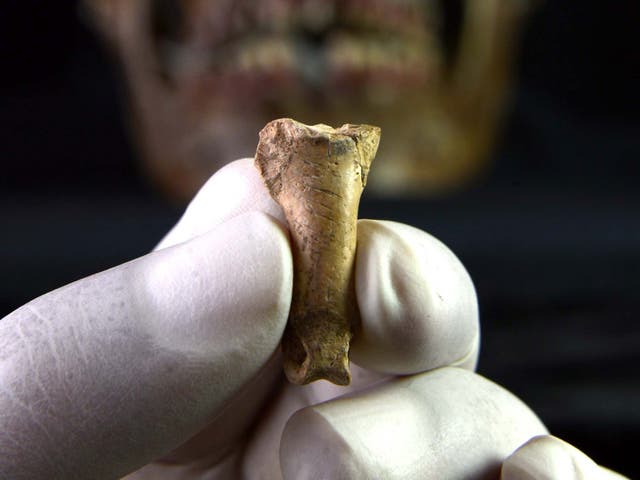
[{"left": 255, "top": 118, "right": 381, "bottom": 385}]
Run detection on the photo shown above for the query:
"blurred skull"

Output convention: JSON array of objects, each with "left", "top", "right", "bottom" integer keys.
[{"left": 85, "top": 0, "right": 533, "bottom": 201}]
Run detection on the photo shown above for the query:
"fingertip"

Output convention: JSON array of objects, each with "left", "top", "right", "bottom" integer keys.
[
  {"left": 141, "top": 211, "right": 292, "bottom": 369},
  {"left": 156, "top": 158, "right": 286, "bottom": 250},
  {"left": 502, "top": 435, "right": 606, "bottom": 480},
  {"left": 352, "top": 220, "right": 479, "bottom": 375},
  {"left": 280, "top": 408, "right": 365, "bottom": 480}
]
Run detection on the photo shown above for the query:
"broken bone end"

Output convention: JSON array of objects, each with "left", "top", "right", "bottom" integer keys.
[{"left": 282, "top": 309, "right": 353, "bottom": 386}]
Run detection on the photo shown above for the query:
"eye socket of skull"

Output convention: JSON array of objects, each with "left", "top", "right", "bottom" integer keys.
[{"left": 149, "top": 0, "right": 185, "bottom": 81}]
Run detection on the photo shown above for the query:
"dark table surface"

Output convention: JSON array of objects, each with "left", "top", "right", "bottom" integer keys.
[{"left": 1, "top": 1, "right": 639, "bottom": 477}]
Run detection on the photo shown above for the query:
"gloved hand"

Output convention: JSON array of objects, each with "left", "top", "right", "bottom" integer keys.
[{"left": 0, "top": 159, "right": 627, "bottom": 479}]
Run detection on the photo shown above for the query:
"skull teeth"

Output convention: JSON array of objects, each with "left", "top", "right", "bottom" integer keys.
[{"left": 157, "top": 0, "right": 441, "bottom": 95}]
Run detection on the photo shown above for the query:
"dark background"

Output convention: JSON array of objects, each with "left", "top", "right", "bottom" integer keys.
[{"left": 1, "top": 1, "right": 638, "bottom": 476}]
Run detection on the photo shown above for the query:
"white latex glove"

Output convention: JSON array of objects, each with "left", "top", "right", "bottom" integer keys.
[
  {"left": 501, "top": 435, "right": 628, "bottom": 480},
  {"left": 0, "top": 159, "right": 627, "bottom": 479}
]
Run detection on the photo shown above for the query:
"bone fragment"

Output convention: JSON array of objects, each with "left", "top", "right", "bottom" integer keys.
[{"left": 255, "top": 118, "right": 381, "bottom": 385}]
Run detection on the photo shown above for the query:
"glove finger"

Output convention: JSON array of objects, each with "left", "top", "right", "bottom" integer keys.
[
  {"left": 280, "top": 367, "right": 547, "bottom": 480},
  {"left": 155, "top": 157, "right": 285, "bottom": 251},
  {"left": 353, "top": 219, "right": 480, "bottom": 375},
  {"left": 0, "top": 212, "right": 291, "bottom": 480},
  {"left": 501, "top": 435, "right": 630, "bottom": 480}
]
